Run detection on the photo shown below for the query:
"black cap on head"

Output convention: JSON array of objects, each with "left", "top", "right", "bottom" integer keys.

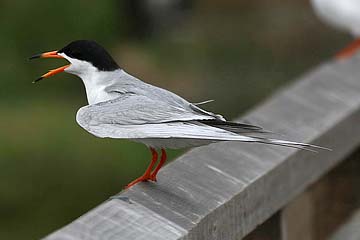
[{"left": 58, "top": 40, "right": 120, "bottom": 71}]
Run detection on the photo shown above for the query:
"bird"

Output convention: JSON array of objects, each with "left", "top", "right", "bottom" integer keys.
[
  {"left": 311, "top": 0, "right": 360, "bottom": 59},
  {"left": 30, "top": 40, "right": 328, "bottom": 188}
]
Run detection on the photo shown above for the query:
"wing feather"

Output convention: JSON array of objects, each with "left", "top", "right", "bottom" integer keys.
[{"left": 76, "top": 93, "right": 217, "bottom": 127}]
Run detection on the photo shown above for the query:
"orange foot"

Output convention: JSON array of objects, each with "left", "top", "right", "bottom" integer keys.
[
  {"left": 124, "top": 147, "right": 158, "bottom": 189},
  {"left": 125, "top": 176, "right": 150, "bottom": 189},
  {"left": 149, "top": 174, "right": 157, "bottom": 182}
]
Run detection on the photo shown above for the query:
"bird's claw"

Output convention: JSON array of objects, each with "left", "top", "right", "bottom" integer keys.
[
  {"left": 124, "top": 174, "right": 160, "bottom": 189},
  {"left": 149, "top": 175, "right": 157, "bottom": 182}
]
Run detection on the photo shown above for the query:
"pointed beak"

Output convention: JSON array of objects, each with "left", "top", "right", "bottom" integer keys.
[
  {"left": 29, "top": 50, "right": 63, "bottom": 60},
  {"left": 29, "top": 50, "right": 70, "bottom": 83}
]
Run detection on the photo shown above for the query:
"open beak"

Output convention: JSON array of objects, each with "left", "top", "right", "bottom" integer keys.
[{"left": 29, "top": 50, "right": 70, "bottom": 83}]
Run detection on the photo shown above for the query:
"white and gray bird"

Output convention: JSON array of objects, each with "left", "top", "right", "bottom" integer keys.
[
  {"left": 30, "top": 40, "right": 327, "bottom": 188},
  {"left": 311, "top": 0, "right": 360, "bottom": 59}
]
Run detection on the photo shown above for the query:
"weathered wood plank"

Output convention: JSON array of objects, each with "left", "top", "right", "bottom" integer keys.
[{"left": 44, "top": 56, "right": 360, "bottom": 240}]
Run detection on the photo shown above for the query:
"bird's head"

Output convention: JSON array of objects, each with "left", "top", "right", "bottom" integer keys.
[{"left": 30, "top": 40, "right": 120, "bottom": 83}]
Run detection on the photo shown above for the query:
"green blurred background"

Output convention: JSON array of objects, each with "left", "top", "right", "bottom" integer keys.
[{"left": 0, "top": 0, "right": 350, "bottom": 239}]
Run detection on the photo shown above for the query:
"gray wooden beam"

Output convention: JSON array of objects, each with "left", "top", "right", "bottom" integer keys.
[{"left": 44, "top": 56, "right": 360, "bottom": 240}]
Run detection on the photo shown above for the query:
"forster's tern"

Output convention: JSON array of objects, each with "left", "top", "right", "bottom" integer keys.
[
  {"left": 311, "top": 0, "right": 360, "bottom": 59},
  {"left": 30, "top": 40, "right": 328, "bottom": 188}
]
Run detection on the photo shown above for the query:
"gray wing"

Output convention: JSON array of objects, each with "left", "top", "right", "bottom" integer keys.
[{"left": 76, "top": 92, "right": 223, "bottom": 128}]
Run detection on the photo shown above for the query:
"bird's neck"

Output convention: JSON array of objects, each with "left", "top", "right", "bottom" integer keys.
[{"left": 79, "top": 69, "right": 123, "bottom": 105}]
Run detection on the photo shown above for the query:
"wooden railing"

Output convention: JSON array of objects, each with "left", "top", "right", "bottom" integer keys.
[{"left": 43, "top": 56, "right": 360, "bottom": 240}]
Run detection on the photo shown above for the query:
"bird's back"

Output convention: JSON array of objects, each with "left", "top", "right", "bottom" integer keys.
[{"left": 103, "top": 70, "right": 225, "bottom": 121}]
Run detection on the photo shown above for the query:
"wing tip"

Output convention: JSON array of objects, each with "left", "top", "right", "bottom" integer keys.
[{"left": 264, "top": 138, "right": 332, "bottom": 152}]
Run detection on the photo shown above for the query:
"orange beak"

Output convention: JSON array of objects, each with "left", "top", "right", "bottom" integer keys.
[{"left": 29, "top": 50, "right": 70, "bottom": 83}]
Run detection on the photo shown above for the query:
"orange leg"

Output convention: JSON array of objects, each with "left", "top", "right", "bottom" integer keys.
[
  {"left": 125, "top": 147, "right": 158, "bottom": 189},
  {"left": 149, "top": 149, "right": 167, "bottom": 182},
  {"left": 336, "top": 38, "right": 360, "bottom": 60}
]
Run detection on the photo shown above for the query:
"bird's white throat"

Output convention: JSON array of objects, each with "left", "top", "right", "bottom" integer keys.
[{"left": 59, "top": 53, "right": 120, "bottom": 105}]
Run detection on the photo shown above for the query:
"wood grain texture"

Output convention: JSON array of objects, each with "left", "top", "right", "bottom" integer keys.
[{"left": 44, "top": 56, "right": 360, "bottom": 240}]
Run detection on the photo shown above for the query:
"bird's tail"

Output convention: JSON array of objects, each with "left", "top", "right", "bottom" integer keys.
[
  {"left": 199, "top": 119, "right": 330, "bottom": 152},
  {"left": 250, "top": 137, "right": 331, "bottom": 152}
]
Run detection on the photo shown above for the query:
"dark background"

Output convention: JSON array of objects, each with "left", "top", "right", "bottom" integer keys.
[{"left": 0, "top": 0, "right": 349, "bottom": 239}]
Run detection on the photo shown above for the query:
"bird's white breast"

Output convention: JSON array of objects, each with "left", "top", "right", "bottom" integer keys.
[
  {"left": 80, "top": 72, "right": 119, "bottom": 105},
  {"left": 84, "top": 85, "right": 115, "bottom": 105}
]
